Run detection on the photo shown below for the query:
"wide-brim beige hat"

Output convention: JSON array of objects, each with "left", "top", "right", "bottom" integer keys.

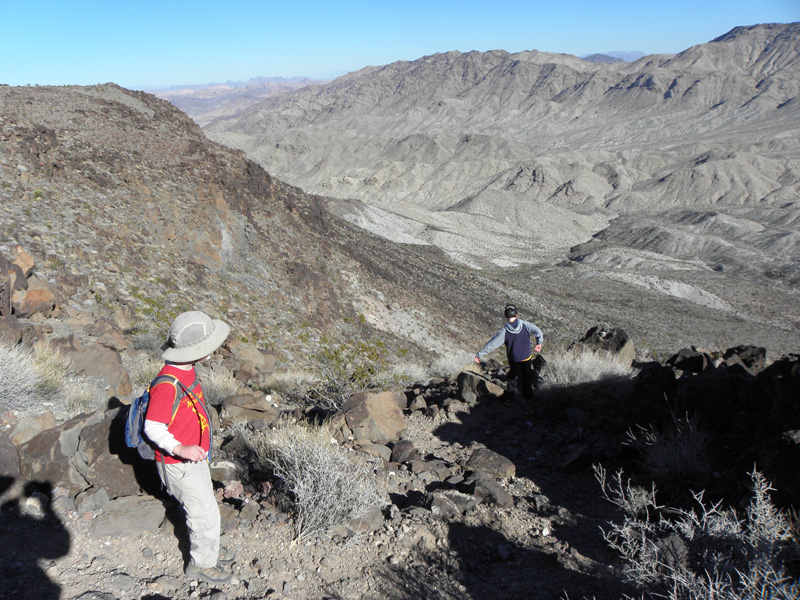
[{"left": 162, "top": 311, "right": 230, "bottom": 363}]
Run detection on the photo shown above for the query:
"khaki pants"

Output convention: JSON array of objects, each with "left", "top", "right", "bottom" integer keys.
[{"left": 157, "top": 460, "right": 220, "bottom": 568}]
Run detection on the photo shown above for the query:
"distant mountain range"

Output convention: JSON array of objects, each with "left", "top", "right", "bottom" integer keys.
[
  {"left": 581, "top": 51, "right": 648, "bottom": 63},
  {"left": 146, "top": 76, "right": 330, "bottom": 126},
  {"left": 194, "top": 22, "right": 799, "bottom": 353},
  {"left": 203, "top": 23, "right": 799, "bottom": 272}
]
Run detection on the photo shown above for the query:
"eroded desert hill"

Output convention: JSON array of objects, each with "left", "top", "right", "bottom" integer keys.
[
  {"left": 204, "top": 23, "right": 800, "bottom": 284},
  {"left": 0, "top": 76, "right": 796, "bottom": 358}
]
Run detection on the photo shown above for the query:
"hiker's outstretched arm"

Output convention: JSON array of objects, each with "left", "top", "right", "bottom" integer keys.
[
  {"left": 476, "top": 328, "right": 505, "bottom": 359},
  {"left": 523, "top": 321, "right": 544, "bottom": 347}
]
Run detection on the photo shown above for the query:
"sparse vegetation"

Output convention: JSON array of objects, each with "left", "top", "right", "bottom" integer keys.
[
  {"left": 131, "top": 355, "right": 164, "bottom": 389},
  {"left": 249, "top": 421, "right": 383, "bottom": 542},
  {"left": 308, "top": 334, "right": 388, "bottom": 409},
  {"left": 130, "top": 327, "right": 164, "bottom": 359},
  {"left": 625, "top": 414, "right": 711, "bottom": 489},
  {"left": 256, "top": 368, "right": 314, "bottom": 395},
  {"left": 0, "top": 342, "right": 73, "bottom": 415},
  {"left": 541, "top": 347, "right": 636, "bottom": 388},
  {"left": 595, "top": 465, "right": 798, "bottom": 600},
  {"left": 199, "top": 370, "right": 240, "bottom": 405}
]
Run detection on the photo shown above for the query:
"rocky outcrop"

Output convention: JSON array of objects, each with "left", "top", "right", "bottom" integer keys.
[{"left": 570, "top": 324, "right": 635, "bottom": 365}]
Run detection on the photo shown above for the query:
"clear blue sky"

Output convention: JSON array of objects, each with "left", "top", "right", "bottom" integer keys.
[{"left": 1, "top": 0, "right": 797, "bottom": 89}]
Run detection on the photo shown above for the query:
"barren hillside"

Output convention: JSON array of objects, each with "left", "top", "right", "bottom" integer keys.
[{"left": 0, "top": 83, "right": 511, "bottom": 366}]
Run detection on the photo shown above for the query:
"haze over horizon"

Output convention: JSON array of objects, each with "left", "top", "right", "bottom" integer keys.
[{"left": 2, "top": 0, "right": 798, "bottom": 89}]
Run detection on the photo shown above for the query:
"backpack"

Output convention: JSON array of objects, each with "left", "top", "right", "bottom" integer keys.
[{"left": 125, "top": 374, "right": 194, "bottom": 460}]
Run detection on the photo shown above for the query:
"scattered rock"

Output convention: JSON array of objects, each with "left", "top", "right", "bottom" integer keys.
[
  {"left": 89, "top": 495, "right": 166, "bottom": 537},
  {"left": 465, "top": 448, "right": 516, "bottom": 479}
]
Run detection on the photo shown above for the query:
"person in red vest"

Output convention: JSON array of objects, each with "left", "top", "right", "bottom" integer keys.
[{"left": 144, "top": 311, "right": 234, "bottom": 584}]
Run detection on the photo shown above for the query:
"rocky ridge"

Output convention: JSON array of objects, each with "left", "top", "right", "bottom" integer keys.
[{"left": 2, "top": 275, "right": 798, "bottom": 599}]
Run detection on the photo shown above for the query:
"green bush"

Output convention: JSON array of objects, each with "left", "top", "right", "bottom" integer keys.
[{"left": 309, "top": 335, "right": 388, "bottom": 409}]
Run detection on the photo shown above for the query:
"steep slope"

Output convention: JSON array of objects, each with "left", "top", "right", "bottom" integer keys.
[
  {"left": 0, "top": 84, "right": 518, "bottom": 363},
  {"left": 204, "top": 23, "right": 800, "bottom": 288}
]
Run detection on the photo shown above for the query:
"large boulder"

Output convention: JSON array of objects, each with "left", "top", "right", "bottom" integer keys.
[
  {"left": 11, "top": 245, "right": 36, "bottom": 278},
  {"left": 227, "top": 340, "right": 276, "bottom": 384},
  {"left": 78, "top": 411, "right": 154, "bottom": 498},
  {"left": 0, "top": 426, "right": 25, "bottom": 504},
  {"left": 570, "top": 324, "right": 636, "bottom": 365},
  {"left": 61, "top": 340, "right": 133, "bottom": 398},
  {"left": 342, "top": 391, "right": 407, "bottom": 444},
  {"left": 465, "top": 448, "right": 516, "bottom": 479},
  {"left": 89, "top": 495, "right": 166, "bottom": 537},
  {"left": 19, "top": 412, "right": 103, "bottom": 496},
  {"left": 667, "top": 346, "right": 714, "bottom": 374},
  {"left": 722, "top": 345, "right": 767, "bottom": 375},
  {"left": 220, "top": 392, "right": 278, "bottom": 427},
  {"left": 0, "top": 314, "right": 26, "bottom": 345},
  {"left": 9, "top": 412, "right": 57, "bottom": 446},
  {"left": 11, "top": 275, "right": 61, "bottom": 318},
  {"left": 457, "top": 371, "right": 505, "bottom": 406},
  {"left": 0, "top": 252, "right": 26, "bottom": 317}
]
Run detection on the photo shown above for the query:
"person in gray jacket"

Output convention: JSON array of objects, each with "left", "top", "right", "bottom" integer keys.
[{"left": 475, "top": 304, "right": 543, "bottom": 401}]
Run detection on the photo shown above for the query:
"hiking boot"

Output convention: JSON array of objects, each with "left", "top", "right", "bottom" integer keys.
[
  {"left": 185, "top": 563, "right": 232, "bottom": 584},
  {"left": 217, "top": 547, "right": 236, "bottom": 566}
]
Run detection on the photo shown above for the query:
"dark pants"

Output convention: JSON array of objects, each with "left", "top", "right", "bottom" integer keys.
[{"left": 508, "top": 359, "right": 534, "bottom": 401}]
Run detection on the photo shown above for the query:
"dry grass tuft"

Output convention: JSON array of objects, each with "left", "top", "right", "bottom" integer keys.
[
  {"left": 257, "top": 368, "right": 315, "bottom": 395},
  {"left": 201, "top": 371, "right": 241, "bottom": 406},
  {"left": 541, "top": 347, "right": 636, "bottom": 387},
  {"left": 0, "top": 342, "right": 73, "bottom": 414}
]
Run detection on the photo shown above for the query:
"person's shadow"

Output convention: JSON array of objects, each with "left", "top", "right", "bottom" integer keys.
[{"left": 0, "top": 477, "right": 71, "bottom": 600}]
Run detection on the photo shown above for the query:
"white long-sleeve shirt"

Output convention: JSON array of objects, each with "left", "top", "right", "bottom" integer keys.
[{"left": 143, "top": 420, "right": 180, "bottom": 455}]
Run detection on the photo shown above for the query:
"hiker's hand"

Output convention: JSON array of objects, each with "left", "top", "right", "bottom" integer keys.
[
  {"left": 173, "top": 444, "right": 207, "bottom": 462},
  {"left": 474, "top": 357, "right": 481, "bottom": 364},
  {"left": 534, "top": 344, "right": 542, "bottom": 353}
]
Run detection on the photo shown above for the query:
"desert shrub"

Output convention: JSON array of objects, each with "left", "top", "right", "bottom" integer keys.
[
  {"left": 32, "top": 341, "right": 71, "bottom": 398},
  {"left": 626, "top": 414, "right": 711, "bottom": 488},
  {"left": 131, "top": 355, "right": 165, "bottom": 389},
  {"left": 200, "top": 370, "right": 240, "bottom": 406},
  {"left": 595, "top": 465, "right": 798, "bottom": 600},
  {"left": 0, "top": 343, "right": 71, "bottom": 413},
  {"left": 62, "top": 377, "right": 97, "bottom": 415},
  {"left": 130, "top": 327, "right": 163, "bottom": 358},
  {"left": 256, "top": 368, "right": 315, "bottom": 395},
  {"left": 427, "top": 353, "right": 476, "bottom": 379},
  {"left": 249, "top": 421, "right": 383, "bottom": 542},
  {"left": 541, "top": 347, "right": 636, "bottom": 388},
  {"left": 309, "top": 335, "right": 388, "bottom": 409}
]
